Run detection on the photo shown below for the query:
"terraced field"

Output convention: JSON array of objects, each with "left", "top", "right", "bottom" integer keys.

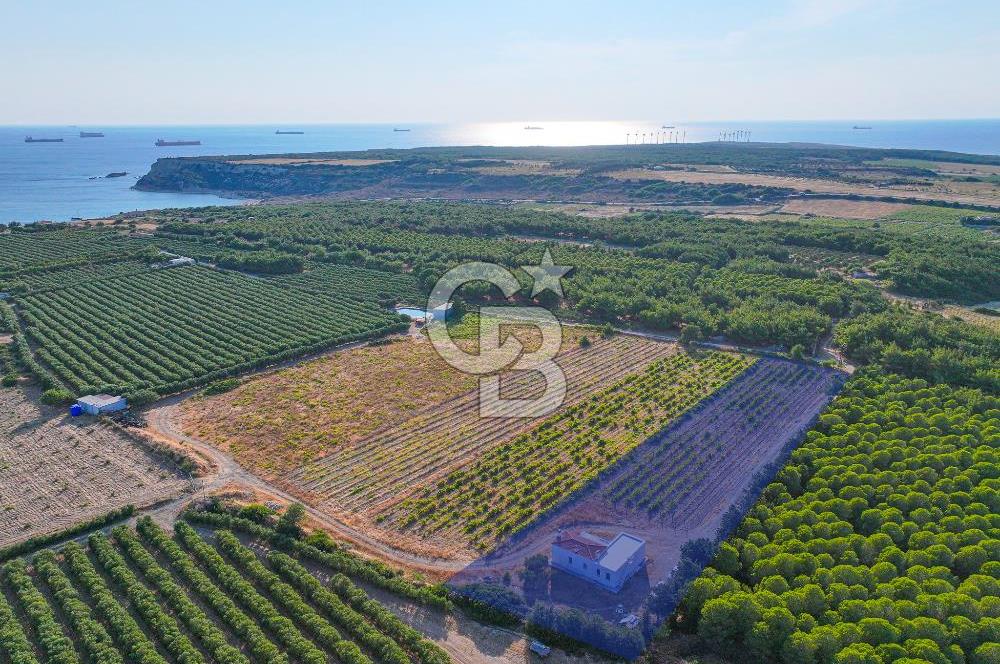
[
  {"left": 292, "top": 336, "right": 680, "bottom": 517},
  {"left": 0, "top": 517, "right": 451, "bottom": 664},
  {"left": 382, "top": 350, "right": 755, "bottom": 549},
  {"left": 0, "top": 387, "right": 188, "bottom": 547}
]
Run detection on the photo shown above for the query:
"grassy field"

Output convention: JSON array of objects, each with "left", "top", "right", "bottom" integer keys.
[{"left": 180, "top": 335, "right": 481, "bottom": 478}]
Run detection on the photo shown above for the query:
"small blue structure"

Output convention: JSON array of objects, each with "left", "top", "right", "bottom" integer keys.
[
  {"left": 69, "top": 404, "right": 83, "bottom": 417},
  {"left": 76, "top": 394, "right": 127, "bottom": 416}
]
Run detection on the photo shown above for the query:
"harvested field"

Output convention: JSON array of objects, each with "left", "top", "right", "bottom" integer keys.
[
  {"left": 293, "top": 336, "right": 680, "bottom": 523},
  {"left": 608, "top": 168, "right": 1000, "bottom": 207},
  {"left": 777, "top": 198, "right": 914, "bottom": 219},
  {"left": 383, "top": 350, "right": 755, "bottom": 550},
  {"left": 0, "top": 387, "right": 188, "bottom": 547},
  {"left": 869, "top": 158, "right": 1000, "bottom": 176}
]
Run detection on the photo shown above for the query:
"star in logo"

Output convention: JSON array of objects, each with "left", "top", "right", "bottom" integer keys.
[{"left": 521, "top": 249, "right": 572, "bottom": 298}]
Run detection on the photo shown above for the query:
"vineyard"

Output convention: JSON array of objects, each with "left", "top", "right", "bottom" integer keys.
[
  {"left": 0, "top": 387, "right": 188, "bottom": 547},
  {"left": 0, "top": 516, "right": 452, "bottom": 664},
  {"left": 677, "top": 373, "right": 1000, "bottom": 664},
  {"left": 381, "top": 350, "right": 755, "bottom": 550},
  {"left": 293, "top": 335, "right": 681, "bottom": 524},
  {"left": 16, "top": 265, "right": 407, "bottom": 395}
]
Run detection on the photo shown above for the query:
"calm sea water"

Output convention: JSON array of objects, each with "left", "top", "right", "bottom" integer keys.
[{"left": 2, "top": 119, "right": 997, "bottom": 224}]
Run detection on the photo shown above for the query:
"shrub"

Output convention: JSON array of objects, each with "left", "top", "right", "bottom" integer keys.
[
  {"left": 41, "top": 387, "right": 74, "bottom": 405},
  {"left": 202, "top": 378, "right": 242, "bottom": 396}
]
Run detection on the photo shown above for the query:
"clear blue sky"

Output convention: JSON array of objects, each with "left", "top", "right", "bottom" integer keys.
[{"left": 3, "top": 0, "right": 997, "bottom": 124}]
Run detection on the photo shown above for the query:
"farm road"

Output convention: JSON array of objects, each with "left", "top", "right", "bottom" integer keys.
[{"left": 144, "top": 391, "right": 470, "bottom": 573}]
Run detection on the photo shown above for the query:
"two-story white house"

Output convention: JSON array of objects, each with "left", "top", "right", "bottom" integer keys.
[{"left": 550, "top": 530, "right": 646, "bottom": 593}]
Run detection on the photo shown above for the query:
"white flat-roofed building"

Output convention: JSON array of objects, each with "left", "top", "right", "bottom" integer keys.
[
  {"left": 550, "top": 530, "right": 646, "bottom": 593},
  {"left": 76, "top": 394, "right": 127, "bottom": 415}
]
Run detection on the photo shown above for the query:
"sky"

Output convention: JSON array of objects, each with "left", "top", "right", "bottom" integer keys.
[{"left": 2, "top": 0, "right": 998, "bottom": 125}]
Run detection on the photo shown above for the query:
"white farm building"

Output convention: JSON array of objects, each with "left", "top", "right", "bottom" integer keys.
[
  {"left": 550, "top": 530, "right": 646, "bottom": 593},
  {"left": 76, "top": 394, "right": 127, "bottom": 415}
]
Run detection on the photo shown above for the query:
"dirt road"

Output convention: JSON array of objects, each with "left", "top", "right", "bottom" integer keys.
[{"left": 144, "top": 395, "right": 471, "bottom": 572}]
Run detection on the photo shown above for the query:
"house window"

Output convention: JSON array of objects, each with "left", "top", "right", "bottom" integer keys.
[
  {"left": 568, "top": 557, "right": 573, "bottom": 565},
  {"left": 606, "top": 572, "right": 610, "bottom": 580},
  {"left": 583, "top": 563, "right": 587, "bottom": 570}
]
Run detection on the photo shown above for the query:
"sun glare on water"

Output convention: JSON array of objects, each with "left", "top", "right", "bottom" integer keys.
[{"left": 438, "top": 121, "right": 672, "bottom": 146}]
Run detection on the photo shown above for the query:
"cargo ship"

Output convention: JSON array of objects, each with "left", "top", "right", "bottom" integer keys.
[
  {"left": 393, "top": 128, "right": 410, "bottom": 132},
  {"left": 25, "top": 136, "right": 64, "bottom": 143},
  {"left": 155, "top": 139, "right": 201, "bottom": 146},
  {"left": 524, "top": 126, "right": 544, "bottom": 130},
  {"left": 275, "top": 130, "right": 305, "bottom": 134},
  {"left": 79, "top": 131, "right": 104, "bottom": 138}
]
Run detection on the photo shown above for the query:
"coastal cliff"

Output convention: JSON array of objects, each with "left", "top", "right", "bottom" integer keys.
[{"left": 134, "top": 144, "right": 1000, "bottom": 208}]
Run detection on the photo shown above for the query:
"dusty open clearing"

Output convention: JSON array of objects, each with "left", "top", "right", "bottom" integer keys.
[
  {"left": 940, "top": 304, "right": 1000, "bottom": 331},
  {"left": 0, "top": 387, "right": 189, "bottom": 547},
  {"left": 608, "top": 167, "right": 1000, "bottom": 207},
  {"left": 776, "top": 198, "right": 915, "bottom": 219}
]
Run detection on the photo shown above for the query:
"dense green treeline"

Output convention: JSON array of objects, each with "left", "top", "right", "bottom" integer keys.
[
  {"left": 674, "top": 372, "right": 1000, "bottom": 664},
  {"left": 836, "top": 308, "right": 1000, "bottom": 393},
  {"left": 144, "top": 203, "right": 902, "bottom": 349}
]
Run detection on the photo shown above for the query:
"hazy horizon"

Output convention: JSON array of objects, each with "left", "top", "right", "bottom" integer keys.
[{"left": 4, "top": 1, "right": 997, "bottom": 125}]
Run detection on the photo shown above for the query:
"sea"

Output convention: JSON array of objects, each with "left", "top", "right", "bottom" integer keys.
[{"left": 1, "top": 119, "right": 997, "bottom": 224}]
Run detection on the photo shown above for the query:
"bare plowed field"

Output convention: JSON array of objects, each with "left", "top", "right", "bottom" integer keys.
[{"left": 0, "top": 387, "right": 189, "bottom": 547}]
